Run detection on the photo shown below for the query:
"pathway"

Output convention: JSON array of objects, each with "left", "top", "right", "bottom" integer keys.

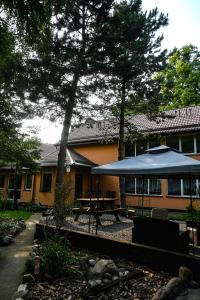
[{"left": 0, "top": 213, "right": 41, "bottom": 300}]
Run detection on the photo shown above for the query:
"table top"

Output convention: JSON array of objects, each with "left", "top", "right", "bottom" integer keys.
[{"left": 76, "top": 198, "right": 116, "bottom": 202}]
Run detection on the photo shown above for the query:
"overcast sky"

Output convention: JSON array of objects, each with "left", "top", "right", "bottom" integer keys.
[{"left": 24, "top": 0, "right": 200, "bottom": 144}]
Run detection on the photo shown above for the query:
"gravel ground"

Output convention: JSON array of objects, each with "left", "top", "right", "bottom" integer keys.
[{"left": 41, "top": 214, "right": 134, "bottom": 242}]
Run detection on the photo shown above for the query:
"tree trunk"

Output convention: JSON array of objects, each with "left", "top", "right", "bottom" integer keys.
[
  {"left": 118, "top": 80, "right": 126, "bottom": 208},
  {"left": 55, "top": 72, "right": 79, "bottom": 207}
]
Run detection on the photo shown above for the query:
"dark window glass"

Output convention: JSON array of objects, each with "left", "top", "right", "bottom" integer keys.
[
  {"left": 168, "top": 179, "right": 181, "bottom": 196},
  {"left": 9, "top": 175, "right": 14, "bottom": 189},
  {"left": 181, "top": 135, "right": 194, "bottom": 153},
  {"left": 8, "top": 175, "right": 21, "bottom": 189},
  {"left": 136, "top": 178, "right": 148, "bottom": 194},
  {"left": 136, "top": 141, "right": 147, "bottom": 156},
  {"left": 183, "top": 179, "right": 196, "bottom": 196},
  {"left": 148, "top": 138, "right": 160, "bottom": 150},
  {"left": 149, "top": 179, "right": 161, "bottom": 195},
  {"left": 125, "top": 141, "right": 135, "bottom": 157},
  {"left": 0, "top": 175, "right": 5, "bottom": 188},
  {"left": 40, "top": 174, "right": 52, "bottom": 192},
  {"left": 166, "top": 136, "right": 179, "bottom": 151},
  {"left": 196, "top": 134, "right": 200, "bottom": 153},
  {"left": 125, "top": 176, "right": 135, "bottom": 193},
  {"left": 25, "top": 174, "right": 32, "bottom": 190}
]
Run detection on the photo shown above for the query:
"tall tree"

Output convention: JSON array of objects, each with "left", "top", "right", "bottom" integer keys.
[
  {"left": 155, "top": 44, "right": 200, "bottom": 108},
  {"left": 95, "top": 0, "right": 168, "bottom": 207},
  {"left": 21, "top": 1, "right": 114, "bottom": 213}
]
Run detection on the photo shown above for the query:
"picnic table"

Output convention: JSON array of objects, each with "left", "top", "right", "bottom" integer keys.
[
  {"left": 72, "top": 205, "right": 125, "bottom": 226},
  {"left": 76, "top": 197, "right": 116, "bottom": 209},
  {"left": 73, "top": 197, "right": 126, "bottom": 226}
]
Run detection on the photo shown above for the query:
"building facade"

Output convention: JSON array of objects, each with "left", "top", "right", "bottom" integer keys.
[{"left": 1, "top": 106, "right": 200, "bottom": 211}]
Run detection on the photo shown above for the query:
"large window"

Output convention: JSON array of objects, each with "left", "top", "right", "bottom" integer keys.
[
  {"left": 181, "top": 135, "right": 194, "bottom": 153},
  {"left": 166, "top": 136, "right": 179, "bottom": 151},
  {"left": 40, "top": 173, "right": 52, "bottom": 192},
  {"left": 196, "top": 134, "right": 200, "bottom": 153},
  {"left": 136, "top": 141, "right": 147, "bottom": 156},
  {"left": 125, "top": 177, "right": 161, "bottom": 195},
  {"left": 149, "top": 179, "right": 162, "bottom": 195},
  {"left": 125, "top": 142, "right": 135, "bottom": 157},
  {"left": 168, "top": 179, "right": 181, "bottom": 196},
  {"left": 25, "top": 174, "right": 32, "bottom": 190},
  {"left": 168, "top": 178, "right": 199, "bottom": 197},
  {"left": 0, "top": 175, "right": 5, "bottom": 188},
  {"left": 125, "top": 176, "right": 136, "bottom": 193}
]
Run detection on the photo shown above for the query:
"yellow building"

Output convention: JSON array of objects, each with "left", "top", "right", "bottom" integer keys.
[{"left": 1, "top": 106, "right": 200, "bottom": 211}]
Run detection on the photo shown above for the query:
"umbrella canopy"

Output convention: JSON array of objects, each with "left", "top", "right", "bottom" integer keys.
[{"left": 91, "top": 145, "right": 200, "bottom": 178}]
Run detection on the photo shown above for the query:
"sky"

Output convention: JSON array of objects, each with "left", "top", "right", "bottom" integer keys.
[{"left": 24, "top": 0, "right": 200, "bottom": 144}]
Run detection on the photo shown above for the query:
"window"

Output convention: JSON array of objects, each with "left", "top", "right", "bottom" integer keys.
[
  {"left": 40, "top": 174, "right": 52, "bottom": 192},
  {"left": 125, "top": 177, "right": 136, "bottom": 193},
  {"left": 149, "top": 179, "right": 161, "bottom": 195},
  {"left": 125, "top": 142, "right": 135, "bottom": 157},
  {"left": 136, "top": 141, "right": 147, "bottom": 156},
  {"left": 136, "top": 178, "right": 148, "bottom": 194},
  {"left": 148, "top": 138, "right": 160, "bottom": 150},
  {"left": 196, "top": 134, "right": 200, "bottom": 153},
  {"left": 0, "top": 175, "right": 5, "bottom": 188},
  {"left": 125, "top": 177, "right": 162, "bottom": 195},
  {"left": 166, "top": 136, "right": 179, "bottom": 151},
  {"left": 168, "top": 178, "right": 199, "bottom": 197},
  {"left": 183, "top": 179, "right": 196, "bottom": 196},
  {"left": 8, "top": 175, "right": 22, "bottom": 189},
  {"left": 25, "top": 174, "right": 32, "bottom": 190},
  {"left": 168, "top": 179, "right": 181, "bottom": 196},
  {"left": 181, "top": 135, "right": 194, "bottom": 153}
]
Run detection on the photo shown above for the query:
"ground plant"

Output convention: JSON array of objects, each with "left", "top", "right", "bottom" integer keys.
[{"left": 0, "top": 210, "right": 32, "bottom": 220}]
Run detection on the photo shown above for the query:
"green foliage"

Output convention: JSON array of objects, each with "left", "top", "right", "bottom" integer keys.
[
  {"left": 156, "top": 45, "right": 200, "bottom": 108},
  {"left": 41, "top": 242, "right": 68, "bottom": 277},
  {"left": 0, "top": 210, "right": 32, "bottom": 220}
]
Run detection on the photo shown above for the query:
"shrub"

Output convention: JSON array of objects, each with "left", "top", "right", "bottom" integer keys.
[{"left": 41, "top": 242, "right": 68, "bottom": 277}]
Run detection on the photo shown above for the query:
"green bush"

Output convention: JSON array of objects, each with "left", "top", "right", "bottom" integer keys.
[{"left": 41, "top": 242, "right": 68, "bottom": 277}]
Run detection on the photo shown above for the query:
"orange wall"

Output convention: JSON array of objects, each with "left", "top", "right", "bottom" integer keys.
[{"left": 73, "top": 143, "right": 119, "bottom": 198}]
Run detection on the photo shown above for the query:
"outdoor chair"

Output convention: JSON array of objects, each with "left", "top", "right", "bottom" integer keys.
[{"left": 132, "top": 216, "right": 190, "bottom": 253}]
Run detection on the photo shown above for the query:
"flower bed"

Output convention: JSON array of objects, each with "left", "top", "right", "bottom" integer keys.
[{"left": 0, "top": 216, "right": 26, "bottom": 246}]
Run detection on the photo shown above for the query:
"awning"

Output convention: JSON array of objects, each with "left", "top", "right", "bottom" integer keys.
[{"left": 91, "top": 145, "right": 200, "bottom": 178}]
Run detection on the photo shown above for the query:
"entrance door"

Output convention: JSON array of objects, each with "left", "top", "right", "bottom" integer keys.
[{"left": 75, "top": 174, "right": 83, "bottom": 198}]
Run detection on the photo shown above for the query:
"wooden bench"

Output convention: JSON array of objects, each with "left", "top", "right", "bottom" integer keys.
[{"left": 72, "top": 208, "right": 126, "bottom": 225}]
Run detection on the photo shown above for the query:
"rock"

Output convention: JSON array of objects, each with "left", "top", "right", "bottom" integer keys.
[
  {"left": 189, "top": 280, "right": 200, "bottom": 289},
  {"left": 88, "top": 259, "right": 96, "bottom": 266},
  {"left": 175, "top": 288, "right": 200, "bottom": 299},
  {"left": 165, "top": 277, "right": 186, "bottom": 298},
  {"left": 179, "top": 266, "right": 193, "bottom": 283},
  {"left": 22, "top": 273, "right": 35, "bottom": 283},
  {"left": 151, "top": 287, "right": 168, "bottom": 300},
  {"left": 104, "top": 272, "right": 112, "bottom": 279},
  {"left": 0, "top": 235, "right": 14, "bottom": 245},
  {"left": 112, "top": 276, "right": 119, "bottom": 281},
  {"left": 15, "top": 284, "right": 28, "bottom": 298},
  {"left": 89, "top": 259, "right": 117, "bottom": 276},
  {"left": 103, "top": 278, "right": 110, "bottom": 284}
]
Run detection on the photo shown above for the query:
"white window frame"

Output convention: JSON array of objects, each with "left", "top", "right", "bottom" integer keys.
[
  {"left": 125, "top": 177, "right": 162, "bottom": 196},
  {"left": 167, "top": 178, "right": 200, "bottom": 198}
]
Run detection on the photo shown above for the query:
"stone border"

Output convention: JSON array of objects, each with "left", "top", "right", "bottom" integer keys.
[{"left": 35, "top": 223, "right": 200, "bottom": 283}]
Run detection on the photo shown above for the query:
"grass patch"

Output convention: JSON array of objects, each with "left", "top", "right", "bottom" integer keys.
[{"left": 0, "top": 210, "right": 32, "bottom": 220}]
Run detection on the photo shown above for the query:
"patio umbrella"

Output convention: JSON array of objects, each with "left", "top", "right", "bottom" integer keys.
[
  {"left": 91, "top": 145, "right": 200, "bottom": 213},
  {"left": 91, "top": 145, "right": 200, "bottom": 178}
]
